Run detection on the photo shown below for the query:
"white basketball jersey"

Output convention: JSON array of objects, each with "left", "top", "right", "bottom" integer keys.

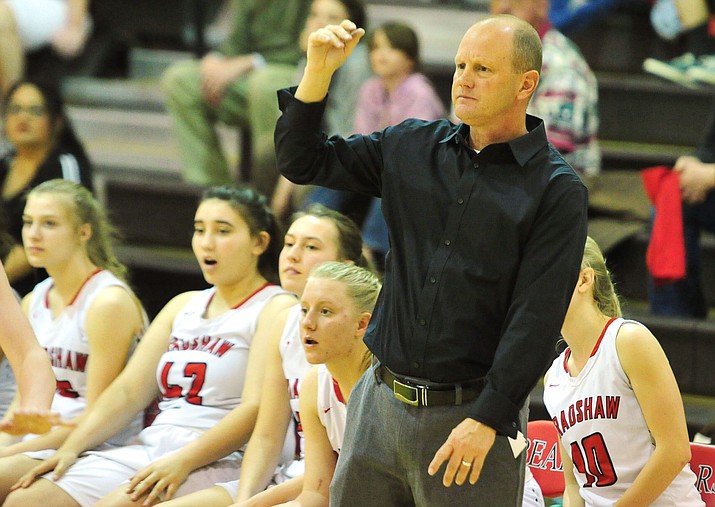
[
  {"left": 316, "top": 364, "right": 347, "bottom": 454},
  {"left": 152, "top": 284, "right": 285, "bottom": 431},
  {"left": 27, "top": 270, "right": 146, "bottom": 444},
  {"left": 279, "top": 304, "right": 312, "bottom": 460},
  {"left": 543, "top": 318, "right": 703, "bottom": 506}
]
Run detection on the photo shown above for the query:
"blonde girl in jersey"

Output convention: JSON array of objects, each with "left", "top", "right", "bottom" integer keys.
[
  {"left": 5, "top": 186, "right": 297, "bottom": 507},
  {"left": 0, "top": 179, "right": 147, "bottom": 500},
  {"left": 543, "top": 236, "right": 703, "bottom": 507},
  {"left": 232, "top": 262, "right": 380, "bottom": 507},
  {"left": 158, "top": 204, "right": 369, "bottom": 507}
]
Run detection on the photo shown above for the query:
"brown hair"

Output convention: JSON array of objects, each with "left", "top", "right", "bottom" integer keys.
[{"left": 292, "top": 204, "right": 369, "bottom": 269}]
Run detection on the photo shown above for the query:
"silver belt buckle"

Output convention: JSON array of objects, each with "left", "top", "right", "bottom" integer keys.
[{"left": 393, "top": 378, "right": 427, "bottom": 406}]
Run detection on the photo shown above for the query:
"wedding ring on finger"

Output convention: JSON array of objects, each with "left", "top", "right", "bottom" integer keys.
[{"left": 461, "top": 459, "right": 472, "bottom": 467}]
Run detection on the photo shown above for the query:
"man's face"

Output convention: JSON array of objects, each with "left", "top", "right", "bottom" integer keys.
[{"left": 451, "top": 22, "right": 523, "bottom": 127}]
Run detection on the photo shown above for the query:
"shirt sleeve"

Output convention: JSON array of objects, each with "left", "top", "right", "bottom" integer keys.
[
  {"left": 275, "top": 87, "right": 382, "bottom": 198},
  {"left": 469, "top": 169, "right": 588, "bottom": 436}
]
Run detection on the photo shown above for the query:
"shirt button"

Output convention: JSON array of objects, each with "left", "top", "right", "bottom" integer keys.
[
  {"left": 419, "top": 318, "right": 426, "bottom": 326},
  {"left": 413, "top": 362, "right": 420, "bottom": 369},
  {"left": 457, "top": 198, "right": 464, "bottom": 205},
  {"left": 429, "top": 277, "right": 436, "bottom": 284},
  {"left": 444, "top": 239, "right": 451, "bottom": 246}
]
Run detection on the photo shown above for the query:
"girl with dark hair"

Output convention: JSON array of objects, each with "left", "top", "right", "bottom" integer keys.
[
  {"left": 0, "top": 79, "right": 92, "bottom": 295},
  {"left": 158, "top": 204, "right": 369, "bottom": 507},
  {"left": 5, "top": 185, "right": 297, "bottom": 507}
]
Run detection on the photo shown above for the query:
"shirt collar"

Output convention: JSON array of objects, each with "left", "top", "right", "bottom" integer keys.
[{"left": 440, "top": 114, "right": 548, "bottom": 166}]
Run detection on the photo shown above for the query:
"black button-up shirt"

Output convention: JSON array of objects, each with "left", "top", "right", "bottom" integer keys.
[{"left": 275, "top": 87, "right": 588, "bottom": 436}]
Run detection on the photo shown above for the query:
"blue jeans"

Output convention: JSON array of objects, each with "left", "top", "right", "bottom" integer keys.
[{"left": 648, "top": 191, "right": 715, "bottom": 317}]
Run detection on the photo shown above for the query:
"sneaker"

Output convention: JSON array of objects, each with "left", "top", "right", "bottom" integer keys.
[
  {"left": 643, "top": 52, "right": 698, "bottom": 87},
  {"left": 686, "top": 55, "right": 715, "bottom": 85}
]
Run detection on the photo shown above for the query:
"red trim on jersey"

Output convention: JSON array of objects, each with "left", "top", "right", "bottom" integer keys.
[
  {"left": 562, "top": 317, "right": 618, "bottom": 372},
  {"left": 590, "top": 317, "right": 617, "bottom": 357},
  {"left": 231, "top": 282, "right": 275, "bottom": 309},
  {"left": 332, "top": 377, "right": 346, "bottom": 405},
  {"left": 45, "top": 268, "right": 103, "bottom": 308},
  {"left": 205, "top": 282, "right": 277, "bottom": 312}
]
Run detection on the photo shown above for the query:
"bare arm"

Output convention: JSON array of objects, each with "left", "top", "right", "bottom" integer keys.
[
  {"left": 234, "top": 476, "right": 304, "bottom": 507},
  {"left": 0, "top": 262, "right": 54, "bottom": 411},
  {"left": 613, "top": 323, "right": 692, "bottom": 507},
  {"left": 235, "top": 305, "right": 295, "bottom": 501},
  {"left": 125, "top": 294, "right": 298, "bottom": 505},
  {"left": 278, "top": 367, "right": 336, "bottom": 507},
  {"left": 559, "top": 438, "right": 584, "bottom": 507}
]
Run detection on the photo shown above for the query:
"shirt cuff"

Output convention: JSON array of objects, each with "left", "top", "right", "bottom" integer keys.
[{"left": 469, "top": 383, "right": 522, "bottom": 438}]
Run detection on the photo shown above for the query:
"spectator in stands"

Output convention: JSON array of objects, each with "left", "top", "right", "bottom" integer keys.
[
  {"left": 0, "top": 261, "right": 55, "bottom": 419},
  {"left": 491, "top": 0, "right": 601, "bottom": 183},
  {"left": 270, "top": 0, "right": 371, "bottom": 219},
  {"left": 156, "top": 205, "right": 369, "bottom": 507},
  {"left": 162, "top": 1, "right": 311, "bottom": 198},
  {"left": 0, "top": 79, "right": 92, "bottom": 296},
  {"left": 0, "top": 0, "right": 92, "bottom": 95},
  {"left": 544, "top": 236, "right": 703, "bottom": 506},
  {"left": 0, "top": 179, "right": 147, "bottom": 498},
  {"left": 648, "top": 108, "right": 715, "bottom": 318},
  {"left": 5, "top": 186, "right": 297, "bottom": 506},
  {"left": 305, "top": 21, "right": 445, "bottom": 267},
  {"left": 644, "top": 0, "right": 715, "bottom": 86}
]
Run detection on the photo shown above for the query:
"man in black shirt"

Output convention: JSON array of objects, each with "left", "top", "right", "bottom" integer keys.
[{"left": 275, "top": 14, "right": 587, "bottom": 506}]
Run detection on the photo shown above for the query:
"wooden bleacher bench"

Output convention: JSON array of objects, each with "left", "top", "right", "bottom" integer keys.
[{"left": 95, "top": 171, "right": 208, "bottom": 317}]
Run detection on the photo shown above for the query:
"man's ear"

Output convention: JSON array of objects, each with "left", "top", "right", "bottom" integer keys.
[{"left": 519, "top": 69, "right": 539, "bottom": 98}]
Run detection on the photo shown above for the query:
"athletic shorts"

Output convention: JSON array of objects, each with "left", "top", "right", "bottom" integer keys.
[
  {"left": 46, "top": 424, "right": 242, "bottom": 507},
  {"left": 6, "top": 0, "right": 67, "bottom": 50}
]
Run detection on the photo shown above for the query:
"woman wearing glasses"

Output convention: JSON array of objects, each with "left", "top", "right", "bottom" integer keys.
[{"left": 0, "top": 78, "right": 92, "bottom": 296}]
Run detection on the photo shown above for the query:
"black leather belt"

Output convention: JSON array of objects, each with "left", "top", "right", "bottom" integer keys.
[{"left": 376, "top": 364, "right": 485, "bottom": 407}]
